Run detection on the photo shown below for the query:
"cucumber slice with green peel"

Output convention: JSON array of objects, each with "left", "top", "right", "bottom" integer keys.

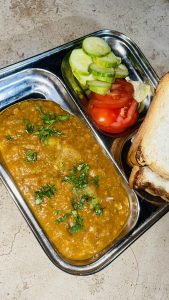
[
  {"left": 92, "top": 73, "right": 115, "bottom": 84},
  {"left": 87, "top": 80, "right": 111, "bottom": 95},
  {"left": 89, "top": 63, "right": 115, "bottom": 77},
  {"left": 115, "top": 64, "right": 129, "bottom": 78},
  {"left": 82, "top": 37, "right": 111, "bottom": 57},
  {"left": 69, "top": 49, "right": 92, "bottom": 75},
  {"left": 89, "top": 63, "right": 115, "bottom": 84},
  {"left": 93, "top": 52, "right": 121, "bottom": 68},
  {"left": 72, "top": 70, "right": 94, "bottom": 87},
  {"left": 61, "top": 51, "right": 85, "bottom": 100}
]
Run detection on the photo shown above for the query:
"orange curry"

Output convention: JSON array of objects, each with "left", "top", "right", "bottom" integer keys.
[{"left": 0, "top": 100, "right": 130, "bottom": 260}]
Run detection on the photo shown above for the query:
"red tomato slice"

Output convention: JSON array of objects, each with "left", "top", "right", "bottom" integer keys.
[
  {"left": 87, "top": 79, "right": 138, "bottom": 134},
  {"left": 90, "top": 93, "right": 131, "bottom": 109},
  {"left": 89, "top": 79, "right": 134, "bottom": 109},
  {"left": 88, "top": 99, "right": 138, "bottom": 133},
  {"left": 88, "top": 105, "right": 116, "bottom": 126},
  {"left": 121, "top": 100, "right": 138, "bottom": 126},
  {"left": 111, "top": 79, "right": 134, "bottom": 95}
]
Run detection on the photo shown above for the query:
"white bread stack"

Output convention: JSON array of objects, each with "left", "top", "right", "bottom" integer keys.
[{"left": 128, "top": 73, "right": 169, "bottom": 201}]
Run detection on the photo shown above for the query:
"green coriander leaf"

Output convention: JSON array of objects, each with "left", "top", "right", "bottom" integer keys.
[
  {"left": 89, "top": 197, "right": 98, "bottom": 207},
  {"left": 24, "top": 119, "right": 35, "bottom": 134},
  {"left": 72, "top": 199, "right": 78, "bottom": 210},
  {"left": 77, "top": 163, "right": 89, "bottom": 175},
  {"left": 64, "top": 174, "right": 76, "bottom": 184},
  {"left": 89, "top": 197, "right": 103, "bottom": 216},
  {"left": 38, "top": 107, "right": 54, "bottom": 125},
  {"left": 78, "top": 194, "right": 91, "bottom": 209},
  {"left": 55, "top": 114, "right": 69, "bottom": 121},
  {"left": 64, "top": 162, "right": 90, "bottom": 190},
  {"left": 35, "top": 184, "right": 57, "bottom": 204},
  {"left": 35, "top": 127, "right": 62, "bottom": 142},
  {"left": 25, "top": 149, "right": 37, "bottom": 162},
  {"left": 55, "top": 213, "right": 71, "bottom": 224},
  {"left": 92, "top": 175, "right": 100, "bottom": 187},
  {"left": 36, "top": 106, "right": 69, "bottom": 125},
  {"left": 71, "top": 210, "right": 78, "bottom": 217},
  {"left": 69, "top": 214, "right": 83, "bottom": 233},
  {"left": 93, "top": 203, "right": 103, "bottom": 216}
]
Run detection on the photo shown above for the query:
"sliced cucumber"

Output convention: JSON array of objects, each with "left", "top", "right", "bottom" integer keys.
[
  {"left": 87, "top": 80, "right": 111, "bottom": 95},
  {"left": 93, "top": 52, "right": 121, "bottom": 68},
  {"left": 115, "top": 64, "right": 129, "bottom": 78},
  {"left": 89, "top": 63, "right": 114, "bottom": 77},
  {"left": 89, "top": 63, "right": 115, "bottom": 83},
  {"left": 61, "top": 51, "right": 84, "bottom": 100},
  {"left": 72, "top": 70, "right": 94, "bottom": 87},
  {"left": 69, "top": 49, "right": 92, "bottom": 75},
  {"left": 82, "top": 37, "right": 111, "bottom": 57},
  {"left": 92, "top": 73, "right": 115, "bottom": 83}
]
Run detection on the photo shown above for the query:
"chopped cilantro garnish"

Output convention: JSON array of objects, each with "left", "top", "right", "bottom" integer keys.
[
  {"left": 93, "top": 203, "right": 103, "bottom": 216},
  {"left": 35, "top": 127, "right": 62, "bottom": 142},
  {"left": 56, "top": 162, "right": 103, "bottom": 232},
  {"left": 89, "top": 197, "right": 103, "bottom": 216},
  {"left": 64, "top": 162, "right": 89, "bottom": 190},
  {"left": 92, "top": 175, "right": 100, "bottom": 187},
  {"left": 55, "top": 210, "right": 83, "bottom": 233},
  {"left": 55, "top": 213, "right": 71, "bottom": 224},
  {"left": 36, "top": 106, "right": 69, "bottom": 125},
  {"left": 35, "top": 184, "right": 57, "bottom": 204},
  {"left": 72, "top": 200, "right": 78, "bottom": 210},
  {"left": 69, "top": 214, "right": 83, "bottom": 233},
  {"left": 72, "top": 194, "right": 91, "bottom": 210},
  {"left": 55, "top": 115, "right": 69, "bottom": 121},
  {"left": 89, "top": 197, "right": 98, "bottom": 208},
  {"left": 24, "top": 119, "right": 35, "bottom": 134},
  {"left": 25, "top": 149, "right": 37, "bottom": 162}
]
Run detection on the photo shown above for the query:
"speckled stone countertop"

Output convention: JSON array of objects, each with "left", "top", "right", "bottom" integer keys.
[{"left": 0, "top": 1, "right": 169, "bottom": 299}]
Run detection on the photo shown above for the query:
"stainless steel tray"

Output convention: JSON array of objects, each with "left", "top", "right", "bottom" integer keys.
[{"left": 0, "top": 29, "right": 169, "bottom": 275}]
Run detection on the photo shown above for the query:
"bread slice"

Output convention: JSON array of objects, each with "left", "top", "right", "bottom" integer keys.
[
  {"left": 127, "top": 73, "right": 169, "bottom": 179},
  {"left": 129, "top": 166, "right": 169, "bottom": 201}
]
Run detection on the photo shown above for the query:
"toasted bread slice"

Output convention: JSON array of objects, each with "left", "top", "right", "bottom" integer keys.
[
  {"left": 129, "top": 166, "right": 169, "bottom": 201},
  {"left": 127, "top": 73, "right": 169, "bottom": 178}
]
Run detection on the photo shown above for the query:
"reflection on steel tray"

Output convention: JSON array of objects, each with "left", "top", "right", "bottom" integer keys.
[{"left": 0, "top": 29, "right": 169, "bottom": 276}]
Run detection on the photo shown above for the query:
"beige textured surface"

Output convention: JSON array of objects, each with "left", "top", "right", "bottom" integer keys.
[{"left": 0, "top": 1, "right": 169, "bottom": 299}]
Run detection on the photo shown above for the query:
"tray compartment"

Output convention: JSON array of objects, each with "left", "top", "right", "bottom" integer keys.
[
  {"left": 60, "top": 30, "right": 159, "bottom": 138},
  {"left": 0, "top": 67, "right": 139, "bottom": 275}
]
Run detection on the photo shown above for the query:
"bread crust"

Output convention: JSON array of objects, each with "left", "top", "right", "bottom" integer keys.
[
  {"left": 127, "top": 73, "right": 169, "bottom": 178},
  {"left": 129, "top": 166, "right": 169, "bottom": 201}
]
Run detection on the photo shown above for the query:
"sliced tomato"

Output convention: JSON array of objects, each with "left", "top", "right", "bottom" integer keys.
[
  {"left": 88, "top": 105, "right": 116, "bottom": 126},
  {"left": 90, "top": 93, "right": 131, "bottom": 109},
  {"left": 88, "top": 99, "right": 138, "bottom": 133},
  {"left": 111, "top": 79, "right": 134, "bottom": 95},
  {"left": 89, "top": 79, "right": 134, "bottom": 109},
  {"left": 87, "top": 79, "right": 138, "bottom": 134}
]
